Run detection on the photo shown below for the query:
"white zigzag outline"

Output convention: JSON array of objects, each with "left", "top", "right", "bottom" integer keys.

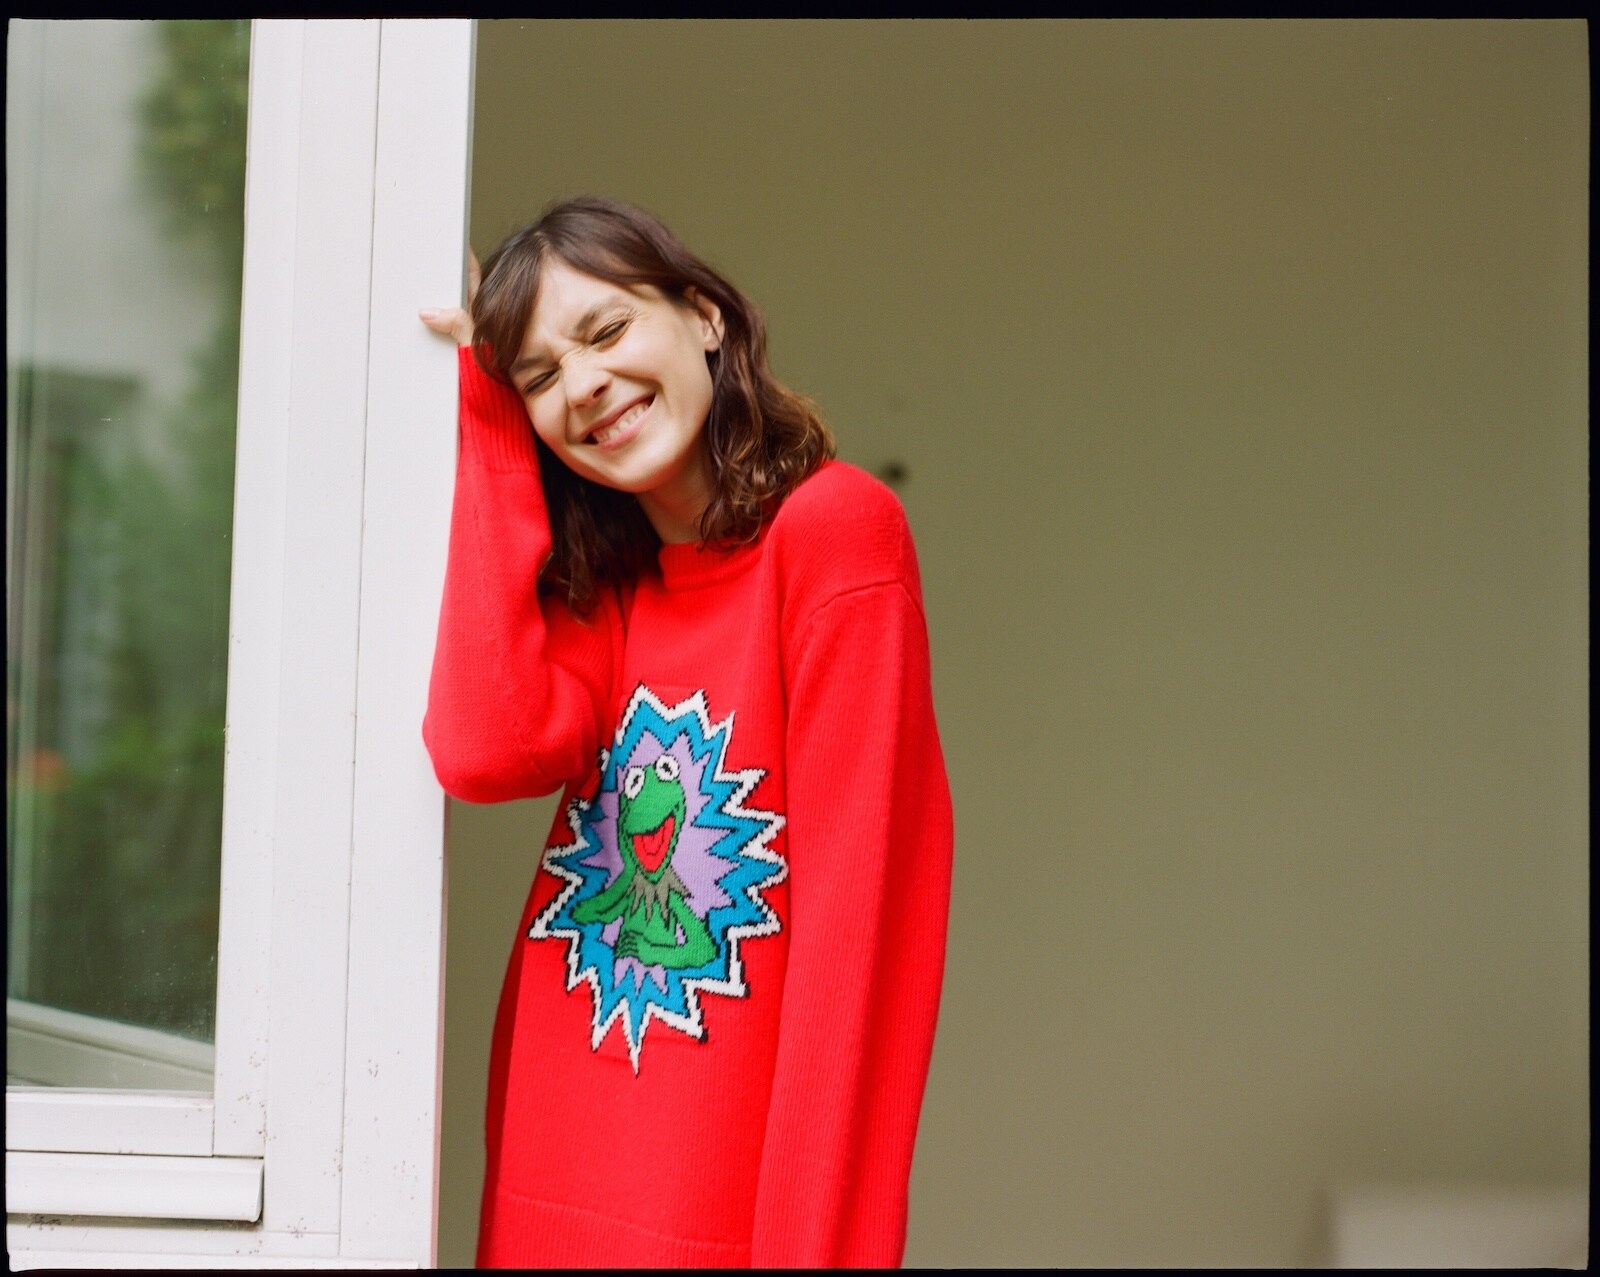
[{"left": 527, "top": 685, "right": 786, "bottom": 1073}]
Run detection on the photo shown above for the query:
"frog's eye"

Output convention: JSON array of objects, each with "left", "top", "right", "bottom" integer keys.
[
  {"left": 653, "top": 754, "right": 680, "bottom": 782},
  {"left": 623, "top": 766, "right": 646, "bottom": 799}
]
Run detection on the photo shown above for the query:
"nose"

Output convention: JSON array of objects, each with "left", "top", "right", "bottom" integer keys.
[{"left": 561, "top": 346, "right": 608, "bottom": 408}]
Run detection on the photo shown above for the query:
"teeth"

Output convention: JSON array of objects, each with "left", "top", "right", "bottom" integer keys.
[{"left": 591, "top": 399, "right": 649, "bottom": 446}]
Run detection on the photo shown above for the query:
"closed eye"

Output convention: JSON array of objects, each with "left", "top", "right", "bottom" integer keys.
[
  {"left": 519, "top": 368, "right": 554, "bottom": 397},
  {"left": 517, "top": 317, "right": 630, "bottom": 398}
]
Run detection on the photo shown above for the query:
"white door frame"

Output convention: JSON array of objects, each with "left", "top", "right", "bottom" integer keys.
[{"left": 6, "top": 18, "right": 474, "bottom": 1268}]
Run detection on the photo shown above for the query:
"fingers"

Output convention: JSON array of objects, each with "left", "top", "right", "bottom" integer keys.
[
  {"left": 417, "top": 306, "right": 459, "bottom": 334},
  {"left": 418, "top": 305, "right": 472, "bottom": 345},
  {"left": 416, "top": 246, "right": 481, "bottom": 344}
]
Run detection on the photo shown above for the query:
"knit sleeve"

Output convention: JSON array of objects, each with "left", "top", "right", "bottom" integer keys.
[
  {"left": 750, "top": 580, "right": 955, "bottom": 1268},
  {"left": 421, "top": 347, "right": 617, "bottom": 802}
]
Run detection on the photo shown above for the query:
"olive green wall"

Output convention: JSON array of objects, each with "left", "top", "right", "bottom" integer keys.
[{"left": 439, "top": 19, "right": 1587, "bottom": 1268}]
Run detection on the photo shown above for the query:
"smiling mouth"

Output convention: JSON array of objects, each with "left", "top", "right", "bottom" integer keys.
[
  {"left": 630, "top": 812, "right": 676, "bottom": 874},
  {"left": 585, "top": 397, "right": 653, "bottom": 449}
]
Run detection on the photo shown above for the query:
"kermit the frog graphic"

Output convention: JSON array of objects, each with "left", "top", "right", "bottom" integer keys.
[{"left": 572, "top": 751, "right": 717, "bottom": 969}]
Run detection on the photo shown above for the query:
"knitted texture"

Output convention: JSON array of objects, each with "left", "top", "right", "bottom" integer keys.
[{"left": 425, "top": 347, "right": 954, "bottom": 1268}]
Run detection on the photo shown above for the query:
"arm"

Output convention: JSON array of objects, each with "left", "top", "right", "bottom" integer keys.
[
  {"left": 571, "top": 867, "right": 631, "bottom": 924},
  {"left": 619, "top": 894, "right": 716, "bottom": 968},
  {"left": 421, "top": 347, "right": 618, "bottom": 801},
  {"left": 751, "top": 581, "right": 955, "bottom": 1268}
]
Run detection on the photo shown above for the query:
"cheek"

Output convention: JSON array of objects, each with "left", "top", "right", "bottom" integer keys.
[
  {"left": 527, "top": 402, "right": 567, "bottom": 454},
  {"left": 671, "top": 353, "right": 715, "bottom": 424},
  {"left": 643, "top": 328, "right": 713, "bottom": 403}
]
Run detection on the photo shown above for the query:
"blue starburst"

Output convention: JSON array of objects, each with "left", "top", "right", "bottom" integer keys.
[{"left": 529, "top": 685, "right": 786, "bottom": 1072}]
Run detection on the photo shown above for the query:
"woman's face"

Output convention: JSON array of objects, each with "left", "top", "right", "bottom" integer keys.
[{"left": 509, "top": 257, "right": 723, "bottom": 541}]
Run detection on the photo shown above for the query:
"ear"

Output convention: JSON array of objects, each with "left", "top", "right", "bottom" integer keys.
[{"left": 685, "top": 287, "right": 725, "bottom": 353}]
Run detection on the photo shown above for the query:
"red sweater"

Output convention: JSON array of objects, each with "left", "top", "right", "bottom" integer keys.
[{"left": 424, "top": 348, "right": 954, "bottom": 1268}]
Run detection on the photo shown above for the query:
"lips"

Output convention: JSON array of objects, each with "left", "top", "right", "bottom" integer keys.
[
  {"left": 584, "top": 395, "right": 653, "bottom": 449},
  {"left": 630, "top": 812, "right": 676, "bottom": 874}
]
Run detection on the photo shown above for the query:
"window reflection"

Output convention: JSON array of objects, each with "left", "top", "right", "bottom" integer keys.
[{"left": 6, "top": 19, "right": 248, "bottom": 1082}]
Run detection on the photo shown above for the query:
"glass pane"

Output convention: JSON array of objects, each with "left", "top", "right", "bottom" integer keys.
[{"left": 6, "top": 19, "right": 249, "bottom": 1088}]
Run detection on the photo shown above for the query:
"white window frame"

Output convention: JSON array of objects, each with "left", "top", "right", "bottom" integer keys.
[{"left": 6, "top": 18, "right": 474, "bottom": 1268}]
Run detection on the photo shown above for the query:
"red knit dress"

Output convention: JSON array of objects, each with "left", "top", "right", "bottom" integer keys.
[{"left": 424, "top": 348, "right": 954, "bottom": 1268}]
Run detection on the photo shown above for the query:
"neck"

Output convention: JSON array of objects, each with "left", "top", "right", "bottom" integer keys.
[{"left": 637, "top": 444, "right": 713, "bottom": 544}]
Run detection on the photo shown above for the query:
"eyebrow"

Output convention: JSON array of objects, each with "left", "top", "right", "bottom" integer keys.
[{"left": 509, "top": 301, "right": 630, "bottom": 377}]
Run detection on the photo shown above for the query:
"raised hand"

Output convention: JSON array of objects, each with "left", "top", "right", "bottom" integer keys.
[{"left": 418, "top": 247, "right": 481, "bottom": 346}]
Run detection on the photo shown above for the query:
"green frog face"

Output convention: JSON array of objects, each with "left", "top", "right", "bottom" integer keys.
[{"left": 619, "top": 753, "right": 687, "bottom": 881}]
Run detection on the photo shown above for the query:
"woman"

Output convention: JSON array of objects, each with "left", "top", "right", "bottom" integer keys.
[{"left": 420, "top": 196, "right": 952, "bottom": 1268}]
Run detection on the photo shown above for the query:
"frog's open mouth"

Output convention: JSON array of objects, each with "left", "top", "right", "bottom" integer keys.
[{"left": 630, "top": 813, "right": 677, "bottom": 874}]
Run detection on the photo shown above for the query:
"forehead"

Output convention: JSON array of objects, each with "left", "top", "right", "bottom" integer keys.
[{"left": 519, "top": 258, "right": 660, "bottom": 356}]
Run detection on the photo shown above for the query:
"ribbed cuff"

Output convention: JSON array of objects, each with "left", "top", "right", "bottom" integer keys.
[{"left": 459, "top": 345, "right": 541, "bottom": 473}]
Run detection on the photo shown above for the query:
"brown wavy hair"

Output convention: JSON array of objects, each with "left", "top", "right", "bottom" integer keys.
[{"left": 471, "top": 196, "right": 835, "bottom": 615}]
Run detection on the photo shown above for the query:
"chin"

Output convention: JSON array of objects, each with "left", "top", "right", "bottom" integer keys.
[
  {"left": 583, "top": 460, "right": 669, "bottom": 495},
  {"left": 595, "top": 445, "right": 696, "bottom": 496}
]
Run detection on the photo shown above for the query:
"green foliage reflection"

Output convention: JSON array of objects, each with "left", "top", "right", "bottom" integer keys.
[{"left": 9, "top": 21, "right": 248, "bottom": 1042}]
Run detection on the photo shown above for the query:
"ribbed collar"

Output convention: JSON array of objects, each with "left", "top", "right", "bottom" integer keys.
[{"left": 656, "top": 530, "right": 765, "bottom": 591}]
